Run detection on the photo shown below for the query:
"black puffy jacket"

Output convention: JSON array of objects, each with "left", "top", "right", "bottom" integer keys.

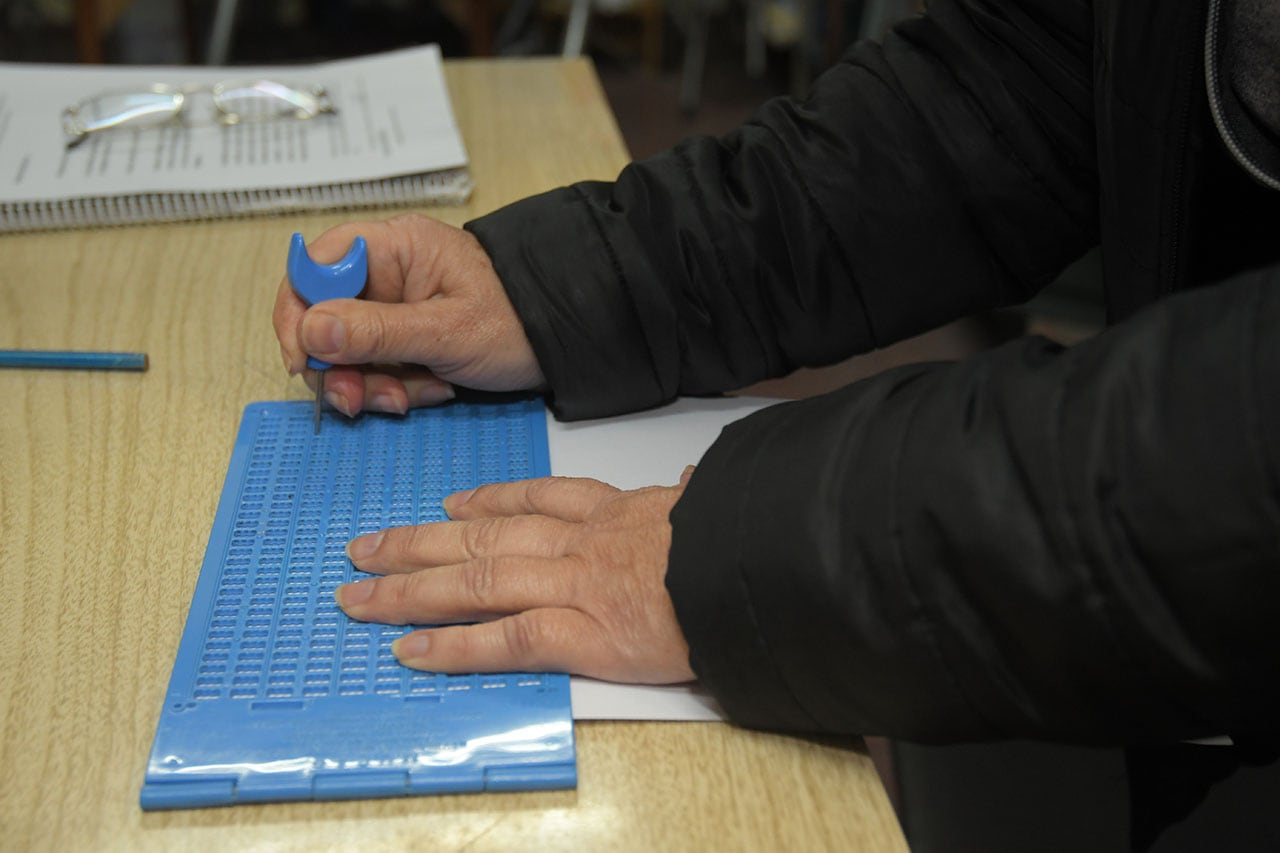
[{"left": 466, "top": 0, "right": 1280, "bottom": 747}]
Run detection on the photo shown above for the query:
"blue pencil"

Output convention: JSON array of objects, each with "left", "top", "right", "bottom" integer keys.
[{"left": 0, "top": 350, "right": 149, "bottom": 371}]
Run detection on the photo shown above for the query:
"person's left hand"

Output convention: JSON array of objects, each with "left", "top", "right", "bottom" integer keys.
[{"left": 335, "top": 473, "right": 697, "bottom": 684}]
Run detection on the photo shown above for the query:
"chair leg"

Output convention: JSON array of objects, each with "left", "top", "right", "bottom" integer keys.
[
  {"left": 493, "top": 0, "right": 537, "bottom": 53},
  {"left": 744, "top": 0, "right": 765, "bottom": 78},
  {"left": 641, "top": 0, "right": 665, "bottom": 70},
  {"left": 73, "top": 0, "right": 103, "bottom": 63},
  {"left": 788, "top": 0, "right": 816, "bottom": 98},
  {"left": 179, "top": 0, "right": 200, "bottom": 62},
  {"left": 679, "top": 9, "right": 709, "bottom": 113},
  {"left": 206, "top": 0, "right": 240, "bottom": 64},
  {"left": 858, "top": 0, "right": 894, "bottom": 39},
  {"left": 562, "top": 0, "right": 592, "bottom": 58}
]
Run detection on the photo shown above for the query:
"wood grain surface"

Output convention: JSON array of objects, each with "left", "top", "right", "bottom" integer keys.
[{"left": 0, "top": 57, "right": 906, "bottom": 852}]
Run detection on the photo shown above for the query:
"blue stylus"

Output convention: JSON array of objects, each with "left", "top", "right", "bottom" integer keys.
[
  {"left": 0, "top": 350, "right": 147, "bottom": 370},
  {"left": 286, "top": 233, "right": 368, "bottom": 433}
]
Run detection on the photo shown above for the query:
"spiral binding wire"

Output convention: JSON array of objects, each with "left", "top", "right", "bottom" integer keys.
[{"left": 1, "top": 168, "right": 473, "bottom": 233}]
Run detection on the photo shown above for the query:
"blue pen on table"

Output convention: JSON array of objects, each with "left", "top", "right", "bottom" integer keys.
[
  {"left": 286, "top": 232, "right": 368, "bottom": 434},
  {"left": 0, "top": 350, "right": 148, "bottom": 371}
]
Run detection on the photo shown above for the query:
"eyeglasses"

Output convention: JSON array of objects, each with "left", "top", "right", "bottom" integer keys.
[{"left": 61, "top": 80, "right": 336, "bottom": 149}]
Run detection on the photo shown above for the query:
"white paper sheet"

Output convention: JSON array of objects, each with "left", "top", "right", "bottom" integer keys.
[
  {"left": 543, "top": 395, "right": 780, "bottom": 721},
  {"left": 0, "top": 45, "right": 465, "bottom": 202}
]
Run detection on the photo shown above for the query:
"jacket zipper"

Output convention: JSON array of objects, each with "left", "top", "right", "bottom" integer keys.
[{"left": 1165, "top": 6, "right": 1198, "bottom": 295}]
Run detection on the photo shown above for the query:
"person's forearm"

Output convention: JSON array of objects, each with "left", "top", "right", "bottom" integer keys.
[
  {"left": 669, "top": 262, "right": 1280, "bottom": 745},
  {"left": 469, "top": 0, "right": 1099, "bottom": 421}
]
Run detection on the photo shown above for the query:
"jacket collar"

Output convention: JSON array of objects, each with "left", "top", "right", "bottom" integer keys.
[{"left": 1206, "top": 0, "right": 1280, "bottom": 190}]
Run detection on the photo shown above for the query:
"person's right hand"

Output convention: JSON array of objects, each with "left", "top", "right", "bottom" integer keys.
[{"left": 272, "top": 213, "right": 545, "bottom": 416}]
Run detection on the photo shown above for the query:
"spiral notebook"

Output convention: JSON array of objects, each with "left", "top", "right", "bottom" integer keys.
[
  {"left": 140, "top": 398, "right": 575, "bottom": 809},
  {"left": 0, "top": 45, "right": 471, "bottom": 233}
]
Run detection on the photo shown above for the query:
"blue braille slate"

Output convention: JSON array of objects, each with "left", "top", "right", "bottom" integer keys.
[{"left": 140, "top": 399, "right": 575, "bottom": 810}]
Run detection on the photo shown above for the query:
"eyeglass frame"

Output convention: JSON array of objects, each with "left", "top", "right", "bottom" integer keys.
[{"left": 61, "top": 80, "right": 337, "bottom": 149}]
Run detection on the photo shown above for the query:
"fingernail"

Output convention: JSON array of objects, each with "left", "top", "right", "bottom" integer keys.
[
  {"left": 346, "top": 531, "right": 383, "bottom": 562},
  {"left": 336, "top": 579, "right": 375, "bottom": 608},
  {"left": 680, "top": 464, "right": 697, "bottom": 485},
  {"left": 369, "top": 392, "right": 408, "bottom": 415},
  {"left": 325, "top": 390, "right": 352, "bottom": 417},
  {"left": 443, "top": 488, "right": 474, "bottom": 516},
  {"left": 408, "top": 381, "right": 456, "bottom": 408},
  {"left": 392, "top": 632, "right": 430, "bottom": 661},
  {"left": 302, "top": 312, "right": 345, "bottom": 355},
  {"left": 281, "top": 347, "right": 297, "bottom": 376}
]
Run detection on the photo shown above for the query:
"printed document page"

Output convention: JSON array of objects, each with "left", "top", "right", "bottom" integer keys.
[{"left": 0, "top": 45, "right": 466, "bottom": 202}]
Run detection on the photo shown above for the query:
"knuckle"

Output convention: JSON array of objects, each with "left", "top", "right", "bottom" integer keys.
[
  {"left": 524, "top": 477, "right": 560, "bottom": 509},
  {"left": 398, "top": 524, "right": 435, "bottom": 561},
  {"left": 461, "top": 517, "right": 505, "bottom": 559},
  {"left": 389, "top": 212, "right": 428, "bottom": 229},
  {"left": 355, "top": 310, "right": 388, "bottom": 359},
  {"left": 372, "top": 577, "right": 413, "bottom": 624},
  {"left": 460, "top": 557, "right": 499, "bottom": 607},
  {"left": 501, "top": 613, "right": 542, "bottom": 663},
  {"left": 271, "top": 288, "right": 290, "bottom": 324}
]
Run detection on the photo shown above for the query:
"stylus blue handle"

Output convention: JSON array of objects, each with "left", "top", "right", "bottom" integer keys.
[
  {"left": 286, "top": 232, "right": 368, "bottom": 371},
  {"left": 0, "top": 350, "right": 147, "bottom": 371}
]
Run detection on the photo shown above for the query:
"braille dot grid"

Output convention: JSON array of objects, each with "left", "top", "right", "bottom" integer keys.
[{"left": 191, "top": 400, "right": 543, "bottom": 703}]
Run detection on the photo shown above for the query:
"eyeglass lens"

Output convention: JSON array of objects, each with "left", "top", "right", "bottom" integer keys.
[
  {"left": 64, "top": 81, "right": 333, "bottom": 146},
  {"left": 214, "top": 81, "right": 330, "bottom": 123},
  {"left": 72, "top": 89, "right": 183, "bottom": 135}
]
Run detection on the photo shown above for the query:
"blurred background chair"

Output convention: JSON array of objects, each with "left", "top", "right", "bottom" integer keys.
[
  {"left": 65, "top": 0, "right": 195, "bottom": 62},
  {"left": 196, "top": 0, "right": 916, "bottom": 114},
  {"left": 203, "top": 0, "right": 663, "bottom": 65},
  {"left": 8, "top": 0, "right": 927, "bottom": 162},
  {"left": 668, "top": 0, "right": 918, "bottom": 112}
]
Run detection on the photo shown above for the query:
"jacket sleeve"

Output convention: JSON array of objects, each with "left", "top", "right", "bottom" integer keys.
[
  {"left": 666, "top": 263, "right": 1280, "bottom": 746},
  {"left": 466, "top": 0, "right": 1098, "bottom": 420}
]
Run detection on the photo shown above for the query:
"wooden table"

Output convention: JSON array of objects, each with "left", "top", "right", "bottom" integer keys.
[{"left": 0, "top": 57, "right": 906, "bottom": 852}]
